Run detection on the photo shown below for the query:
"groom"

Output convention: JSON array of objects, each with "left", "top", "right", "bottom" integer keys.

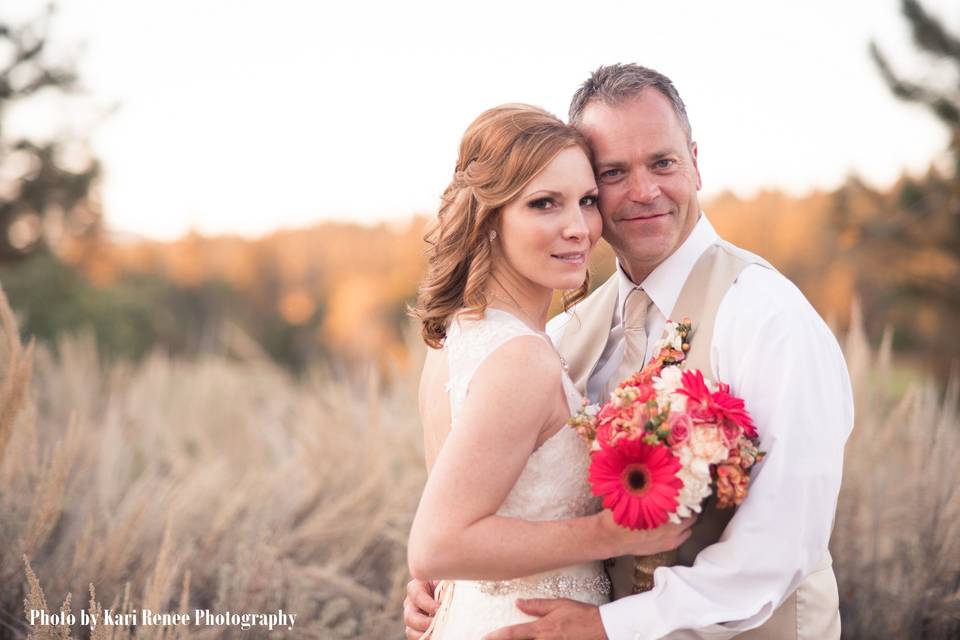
[{"left": 403, "top": 64, "right": 853, "bottom": 640}]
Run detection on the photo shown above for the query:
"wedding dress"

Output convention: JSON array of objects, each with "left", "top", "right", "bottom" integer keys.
[{"left": 424, "top": 308, "right": 611, "bottom": 639}]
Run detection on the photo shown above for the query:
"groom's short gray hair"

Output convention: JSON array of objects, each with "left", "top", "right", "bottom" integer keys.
[{"left": 568, "top": 64, "right": 692, "bottom": 142}]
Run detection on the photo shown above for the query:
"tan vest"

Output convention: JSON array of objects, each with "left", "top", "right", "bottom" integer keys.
[{"left": 558, "top": 241, "right": 841, "bottom": 639}]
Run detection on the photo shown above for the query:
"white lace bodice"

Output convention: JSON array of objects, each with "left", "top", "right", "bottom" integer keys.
[
  {"left": 424, "top": 308, "right": 609, "bottom": 639},
  {"left": 427, "top": 308, "right": 610, "bottom": 640},
  {"left": 444, "top": 308, "right": 599, "bottom": 521}
]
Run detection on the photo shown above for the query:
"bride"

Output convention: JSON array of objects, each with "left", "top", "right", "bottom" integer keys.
[{"left": 407, "top": 104, "right": 693, "bottom": 639}]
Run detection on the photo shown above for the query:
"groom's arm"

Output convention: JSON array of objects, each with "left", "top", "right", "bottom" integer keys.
[{"left": 599, "top": 267, "right": 853, "bottom": 640}]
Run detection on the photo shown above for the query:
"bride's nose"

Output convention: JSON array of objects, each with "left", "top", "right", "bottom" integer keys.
[{"left": 562, "top": 205, "right": 590, "bottom": 241}]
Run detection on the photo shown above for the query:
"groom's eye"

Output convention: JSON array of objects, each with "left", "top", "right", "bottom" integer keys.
[{"left": 598, "top": 168, "right": 623, "bottom": 182}]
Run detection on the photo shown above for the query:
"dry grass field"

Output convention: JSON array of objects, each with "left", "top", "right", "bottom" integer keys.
[{"left": 0, "top": 289, "right": 957, "bottom": 639}]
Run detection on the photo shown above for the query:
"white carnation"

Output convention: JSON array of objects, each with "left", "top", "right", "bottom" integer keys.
[
  {"left": 653, "top": 365, "right": 683, "bottom": 394},
  {"left": 669, "top": 393, "right": 688, "bottom": 413},
  {"left": 668, "top": 503, "right": 694, "bottom": 524},
  {"left": 675, "top": 467, "right": 711, "bottom": 515},
  {"left": 670, "top": 332, "right": 683, "bottom": 351},
  {"left": 688, "top": 425, "right": 729, "bottom": 465},
  {"left": 653, "top": 321, "right": 683, "bottom": 355},
  {"left": 676, "top": 443, "right": 692, "bottom": 468},
  {"left": 653, "top": 366, "right": 687, "bottom": 413},
  {"left": 689, "top": 457, "right": 712, "bottom": 478}
]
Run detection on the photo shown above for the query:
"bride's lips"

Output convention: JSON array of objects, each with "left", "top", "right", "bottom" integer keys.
[{"left": 551, "top": 251, "right": 587, "bottom": 265}]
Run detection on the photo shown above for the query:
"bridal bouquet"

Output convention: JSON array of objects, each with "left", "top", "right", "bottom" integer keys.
[{"left": 569, "top": 319, "right": 764, "bottom": 592}]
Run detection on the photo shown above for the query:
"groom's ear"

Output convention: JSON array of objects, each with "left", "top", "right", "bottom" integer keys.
[{"left": 690, "top": 141, "right": 702, "bottom": 191}]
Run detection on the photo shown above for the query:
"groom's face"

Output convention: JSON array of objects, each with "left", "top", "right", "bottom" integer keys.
[{"left": 577, "top": 89, "right": 702, "bottom": 283}]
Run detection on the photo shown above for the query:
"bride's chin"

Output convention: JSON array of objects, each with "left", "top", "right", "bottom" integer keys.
[{"left": 545, "top": 273, "right": 588, "bottom": 291}]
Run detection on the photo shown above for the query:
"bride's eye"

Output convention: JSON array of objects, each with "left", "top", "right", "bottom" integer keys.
[
  {"left": 580, "top": 195, "right": 599, "bottom": 207},
  {"left": 528, "top": 197, "right": 556, "bottom": 210}
]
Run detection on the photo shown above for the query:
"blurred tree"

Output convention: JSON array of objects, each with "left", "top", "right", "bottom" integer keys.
[
  {"left": 871, "top": 0, "right": 960, "bottom": 172},
  {"left": 0, "top": 4, "right": 101, "bottom": 262},
  {"left": 838, "top": 0, "right": 960, "bottom": 366},
  {"left": 0, "top": 248, "right": 257, "bottom": 363}
]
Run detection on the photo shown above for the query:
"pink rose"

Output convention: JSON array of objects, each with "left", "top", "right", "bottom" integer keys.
[
  {"left": 721, "top": 421, "right": 742, "bottom": 447},
  {"left": 668, "top": 413, "right": 693, "bottom": 448}
]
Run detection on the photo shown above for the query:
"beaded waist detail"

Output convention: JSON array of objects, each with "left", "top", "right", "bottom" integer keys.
[{"left": 475, "top": 572, "right": 611, "bottom": 598}]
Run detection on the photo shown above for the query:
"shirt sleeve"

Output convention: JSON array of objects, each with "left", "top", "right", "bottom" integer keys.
[{"left": 598, "top": 266, "right": 854, "bottom": 640}]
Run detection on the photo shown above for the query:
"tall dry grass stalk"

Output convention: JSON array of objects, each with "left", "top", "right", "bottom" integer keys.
[
  {"left": 0, "top": 284, "right": 957, "bottom": 639},
  {"left": 831, "top": 304, "right": 960, "bottom": 638},
  {"left": 0, "top": 283, "right": 33, "bottom": 469},
  {"left": 0, "top": 283, "right": 425, "bottom": 639}
]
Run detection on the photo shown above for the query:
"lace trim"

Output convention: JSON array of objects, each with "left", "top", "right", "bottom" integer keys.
[
  {"left": 476, "top": 573, "right": 611, "bottom": 598},
  {"left": 445, "top": 309, "right": 547, "bottom": 426}
]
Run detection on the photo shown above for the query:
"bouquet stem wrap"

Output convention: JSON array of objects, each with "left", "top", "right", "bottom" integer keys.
[{"left": 632, "top": 549, "right": 677, "bottom": 593}]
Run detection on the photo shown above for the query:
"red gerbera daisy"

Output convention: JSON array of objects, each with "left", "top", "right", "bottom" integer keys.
[
  {"left": 588, "top": 439, "right": 683, "bottom": 530},
  {"left": 677, "top": 370, "right": 757, "bottom": 438},
  {"left": 712, "top": 383, "right": 757, "bottom": 439}
]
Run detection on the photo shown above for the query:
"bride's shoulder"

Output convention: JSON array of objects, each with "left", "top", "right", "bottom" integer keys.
[
  {"left": 446, "top": 307, "right": 562, "bottom": 388},
  {"left": 469, "top": 331, "right": 562, "bottom": 399},
  {"left": 448, "top": 307, "right": 532, "bottom": 344}
]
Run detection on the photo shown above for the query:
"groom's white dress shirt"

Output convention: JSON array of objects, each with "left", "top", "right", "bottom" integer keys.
[{"left": 546, "top": 214, "right": 854, "bottom": 640}]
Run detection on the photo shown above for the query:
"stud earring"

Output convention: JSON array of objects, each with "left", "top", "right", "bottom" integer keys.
[{"left": 489, "top": 229, "right": 497, "bottom": 241}]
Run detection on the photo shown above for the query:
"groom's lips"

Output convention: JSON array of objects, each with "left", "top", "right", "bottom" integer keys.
[{"left": 621, "top": 212, "right": 670, "bottom": 222}]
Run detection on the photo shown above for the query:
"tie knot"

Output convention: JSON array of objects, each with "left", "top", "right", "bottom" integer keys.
[{"left": 623, "top": 288, "right": 651, "bottom": 331}]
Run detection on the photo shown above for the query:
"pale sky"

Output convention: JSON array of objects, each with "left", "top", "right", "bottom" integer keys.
[{"left": 4, "top": 0, "right": 958, "bottom": 240}]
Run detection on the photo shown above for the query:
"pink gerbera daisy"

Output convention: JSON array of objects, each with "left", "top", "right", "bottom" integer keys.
[
  {"left": 677, "top": 370, "right": 758, "bottom": 438},
  {"left": 588, "top": 439, "right": 683, "bottom": 530}
]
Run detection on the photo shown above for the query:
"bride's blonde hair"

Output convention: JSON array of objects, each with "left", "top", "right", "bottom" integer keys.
[{"left": 411, "top": 104, "right": 593, "bottom": 349}]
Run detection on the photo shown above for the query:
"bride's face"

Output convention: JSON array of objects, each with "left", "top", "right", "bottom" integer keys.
[{"left": 496, "top": 146, "right": 602, "bottom": 292}]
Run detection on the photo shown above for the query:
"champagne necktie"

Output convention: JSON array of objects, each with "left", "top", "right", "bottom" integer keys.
[{"left": 607, "top": 288, "right": 652, "bottom": 397}]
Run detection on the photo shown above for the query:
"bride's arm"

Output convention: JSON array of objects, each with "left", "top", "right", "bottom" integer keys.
[{"left": 407, "top": 335, "right": 690, "bottom": 581}]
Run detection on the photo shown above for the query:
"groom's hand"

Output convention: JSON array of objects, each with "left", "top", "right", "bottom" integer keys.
[
  {"left": 482, "top": 598, "right": 607, "bottom": 640},
  {"left": 403, "top": 578, "right": 439, "bottom": 639}
]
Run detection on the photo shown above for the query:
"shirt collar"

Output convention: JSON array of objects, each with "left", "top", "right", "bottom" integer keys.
[{"left": 615, "top": 212, "right": 719, "bottom": 321}]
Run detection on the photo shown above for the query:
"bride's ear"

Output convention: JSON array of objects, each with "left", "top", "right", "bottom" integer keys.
[{"left": 486, "top": 218, "right": 504, "bottom": 253}]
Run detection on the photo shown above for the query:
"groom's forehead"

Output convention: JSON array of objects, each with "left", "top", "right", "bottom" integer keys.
[{"left": 578, "top": 96, "right": 684, "bottom": 154}]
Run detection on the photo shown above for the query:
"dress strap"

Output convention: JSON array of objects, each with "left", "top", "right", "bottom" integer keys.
[{"left": 445, "top": 308, "right": 551, "bottom": 427}]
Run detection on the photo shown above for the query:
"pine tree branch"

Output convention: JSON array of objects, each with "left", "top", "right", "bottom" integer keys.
[
  {"left": 902, "top": 0, "right": 960, "bottom": 62},
  {"left": 870, "top": 41, "right": 960, "bottom": 129}
]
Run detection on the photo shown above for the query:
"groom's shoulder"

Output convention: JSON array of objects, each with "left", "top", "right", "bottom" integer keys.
[
  {"left": 721, "top": 242, "right": 828, "bottom": 331},
  {"left": 717, "top": 249, "right": 847, "bottom": 379}
]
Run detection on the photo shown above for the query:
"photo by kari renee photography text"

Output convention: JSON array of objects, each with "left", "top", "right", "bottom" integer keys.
[
  {"left": 0, "top": 0, "right": 958, "bottom": 639},
  {"left": 27, "top": 608, "right": 297, "bottom": 632}
]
